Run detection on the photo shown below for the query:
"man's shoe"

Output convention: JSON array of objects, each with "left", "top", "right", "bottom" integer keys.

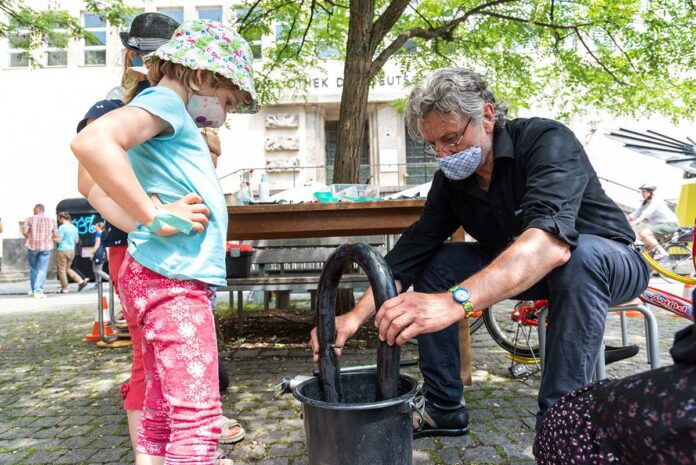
[
  {"left": 59, "top": 289, "right": 69, "bottom": 294},
  {"left": 32, "top": 292, "right": 47, "bottom": 299},
  {"left": 77, "top": 279, "right": 90, "bottom": 292},
  {"left": 412, "top": 393, "right": 469, "bottom": 439}
]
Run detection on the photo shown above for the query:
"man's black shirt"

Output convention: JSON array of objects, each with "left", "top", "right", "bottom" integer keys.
[{"left": 385, "top": 117, "right": 635, "bottom": 289}]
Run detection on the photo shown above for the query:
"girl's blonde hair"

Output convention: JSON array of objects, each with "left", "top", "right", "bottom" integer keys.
[
  {"left": 121, "top": 50, "right": 141, "bottom": 104},
  {"left": 147, "top": 56, "right": 240, "bottom": 94}
]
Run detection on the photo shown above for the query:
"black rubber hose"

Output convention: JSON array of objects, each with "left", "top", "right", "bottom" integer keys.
[{"left": 316, "top": 242, "right": 400, "bottom": 403}]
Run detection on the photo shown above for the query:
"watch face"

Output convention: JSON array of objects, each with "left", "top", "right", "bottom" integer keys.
[{"left": 452, "top": 288, "right": 470, "bottom": 303}]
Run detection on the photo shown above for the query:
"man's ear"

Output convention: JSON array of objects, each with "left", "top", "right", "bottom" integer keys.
[{"left": 482, "top": 102, "right": 496, "bottom": 133}]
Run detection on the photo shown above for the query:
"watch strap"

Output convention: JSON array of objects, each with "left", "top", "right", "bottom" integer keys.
[{"left": 449, "top": 286, "right": 476, "bottom": 319}]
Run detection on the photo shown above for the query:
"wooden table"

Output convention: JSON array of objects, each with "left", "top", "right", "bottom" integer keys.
[
  {"left": 226, "top": 199, "right": 473, "bottom": 385},
  {"left": 227, "top": 199, "right": 426, "bottom": 240}
]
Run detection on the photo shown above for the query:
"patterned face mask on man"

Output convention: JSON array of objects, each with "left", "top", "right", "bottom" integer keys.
[{"left": 437, "top": 146, "right": 483, "bottom": 180}]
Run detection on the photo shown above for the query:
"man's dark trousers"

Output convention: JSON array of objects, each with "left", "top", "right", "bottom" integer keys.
[{"left": 413, "top": 234, "right": 650, "bottom": 425}]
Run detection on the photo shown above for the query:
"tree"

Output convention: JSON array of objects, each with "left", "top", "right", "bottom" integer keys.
[
  {"left": 0, "top": 0, "right": 132, "bottom": 66},
  {"left": 237, "top": 0, "right": 695, "bottom": 183}
]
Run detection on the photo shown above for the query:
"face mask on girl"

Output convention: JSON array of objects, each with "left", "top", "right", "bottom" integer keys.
[
  {"left": 186, "top": 92, "right": 226, "bottom": 128},
  {"left": 438, "top": 146, "right": 483, "bottom": 180}
]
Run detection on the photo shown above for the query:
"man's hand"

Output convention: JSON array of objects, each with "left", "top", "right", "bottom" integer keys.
[
  {"left": 150, "top": 193, "right": 210, "bottom": 236},
  {"left": 375, "top": 292, "right": 465, "bottom": 346},
  {"left": 310, "top": 311, "right": 363, "bottom": 363}
]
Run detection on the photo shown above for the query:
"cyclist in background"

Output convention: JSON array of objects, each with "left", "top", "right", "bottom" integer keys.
[{"left": 628, "top": 184, "right": 679, "bottom": 260}]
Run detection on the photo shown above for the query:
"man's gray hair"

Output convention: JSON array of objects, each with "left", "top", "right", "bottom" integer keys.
[{"left": 406, "top": 68, "right": 507, "bottom": 141}]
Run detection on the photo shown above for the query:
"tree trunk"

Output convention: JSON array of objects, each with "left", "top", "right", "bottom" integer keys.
[{"left": 332, "top": 1, "right": 374, "bottom": 184}]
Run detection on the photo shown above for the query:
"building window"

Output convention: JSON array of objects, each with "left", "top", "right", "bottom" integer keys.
[
  {"left": 236, "top": 9, "right": 262, "bottom": 59},
  {"left": 405, "top": 126, "right": 438, "bottom": 185},
  {"left": 83, "top": 12, "right": 107, "bottom": 65},
  {"left": 158, "top": 8, "right": 184, "bottom": 24},
  {"left": 325, "top": 121, "right": 371, "bottom": 184},
  {"left": 6, "top": 21, "right": 30, "bottom": 68},
  {"left": 44, "top": 33, "right": 68, "bottom": 67},
  {"left": 198, "top": 7, "right": 223, "bottom": 22}
]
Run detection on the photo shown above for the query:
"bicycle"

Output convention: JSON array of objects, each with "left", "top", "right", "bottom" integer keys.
[
  {"left": 477, "top": 234, "right": 695, "bottom": 371},
  {"left": 642, "top": 226, "right": 693, "bottom": 277}
]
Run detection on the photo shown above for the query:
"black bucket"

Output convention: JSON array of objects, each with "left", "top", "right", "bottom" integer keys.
[
  {"left": 294, "top": 372, "right": 418, "bottom": 465},
  {"left": 294, "top": 242, "right": 416, "bottom": 465}
]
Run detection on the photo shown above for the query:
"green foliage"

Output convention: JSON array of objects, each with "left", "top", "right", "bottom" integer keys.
[
  {"left": 236, "top": 0, "right": 696, "bottom": 121},
  {"left": 0, "top": 0, "right": 134, "bottom": 67}
]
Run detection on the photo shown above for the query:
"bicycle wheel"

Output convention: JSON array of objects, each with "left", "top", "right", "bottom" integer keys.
[
  {"left": 656, "top": 244, "right": 694, "bottom": 276},
  {"left": 483, "top": 302, "right": 541, "bottom": 359},
  {"left": 641, "top": 251, "right": 696, "bottom": 284},
  {"left": 469, "top": 314, "right": 484, "bottom": 334}
]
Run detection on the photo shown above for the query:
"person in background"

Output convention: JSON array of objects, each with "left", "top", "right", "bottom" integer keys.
[
  {"left": 628, "top": 184, "right": 680, "bottom": 259},
  {"left": 91, "top": 222, "right": 110, "bottom": 283},
  {"left": 54, "top": 212, "right": 89, "bottom": 294},
  {"left": 22, "top": 204, "right": 58, "bottom": 298}
]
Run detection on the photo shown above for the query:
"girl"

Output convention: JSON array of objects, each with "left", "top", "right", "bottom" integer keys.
[{"left": 72, "top": 19, "right": 258, "bottom": 465}]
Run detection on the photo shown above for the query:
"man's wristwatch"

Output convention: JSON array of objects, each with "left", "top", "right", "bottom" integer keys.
[{"left": 449, "top": 286, "right": 475, "bottom": 318}]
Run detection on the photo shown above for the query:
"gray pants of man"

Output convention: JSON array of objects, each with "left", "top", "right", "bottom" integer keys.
[{"left": 413, "top": 234, "right": 650, "bottom": 428}]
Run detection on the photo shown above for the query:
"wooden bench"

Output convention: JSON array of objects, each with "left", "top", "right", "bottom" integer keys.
[{"left": 223, "top": 236, "right": 388, "bottom": 335}]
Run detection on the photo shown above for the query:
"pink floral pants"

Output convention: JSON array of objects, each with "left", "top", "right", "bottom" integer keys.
[{"left": 119, "top": 253, "right": 222, "bottom": 464}]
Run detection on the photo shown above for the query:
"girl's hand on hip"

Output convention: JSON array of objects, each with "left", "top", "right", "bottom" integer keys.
[{"left": 151, "top": 193, "right": 210, "bottom": 236}]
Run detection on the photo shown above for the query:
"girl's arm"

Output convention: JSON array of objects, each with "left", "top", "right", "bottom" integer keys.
[{"left": 71, "top": 106, "right": 209, "bottom": 233}]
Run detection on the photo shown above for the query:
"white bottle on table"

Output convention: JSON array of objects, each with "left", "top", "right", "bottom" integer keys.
[{"left": 258, "top": 172, "right": 270, "bottom": 202}]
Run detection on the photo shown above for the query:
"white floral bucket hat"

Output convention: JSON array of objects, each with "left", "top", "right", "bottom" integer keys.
[{"left": 152, "top": 19, "right": 259, "bottom": 113}]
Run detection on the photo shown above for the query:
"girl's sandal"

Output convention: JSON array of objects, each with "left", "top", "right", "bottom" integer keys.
[{"left": 218, "top": 417, "right": 245, "bottom": 444}]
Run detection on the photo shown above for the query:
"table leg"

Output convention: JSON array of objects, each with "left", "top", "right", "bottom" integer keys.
[{"left": 459, "top": 317, "right": 472, "bottom": 386}]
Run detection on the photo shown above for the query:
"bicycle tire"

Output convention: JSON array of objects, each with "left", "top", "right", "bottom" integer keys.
[
  {"left": 469, "top": 314, "right": 484, "bottom": 334},
  {"left": 483, "top": 303, "right": 540, "bottom": 359},
  {"left": 642, "top": 250, "right": 696, "bottom": 284}
]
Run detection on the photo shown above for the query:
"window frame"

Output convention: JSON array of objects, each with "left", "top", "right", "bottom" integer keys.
[
  {"left": 82, "top": 12, "right": 107, "bottom": 66},
  {"left": 157, "top": 7, "right": 185, "bottom": 24},
  {"left": 6, "top": 23, "right": 30, "bottom": 68},
  {"left": 197, "top": 6, "right": 224, "bottom": 22}
]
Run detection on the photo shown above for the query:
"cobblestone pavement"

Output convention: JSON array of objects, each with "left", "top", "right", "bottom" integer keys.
[{"left": 0, "top": 282, "right": 691, "bottom": 465}]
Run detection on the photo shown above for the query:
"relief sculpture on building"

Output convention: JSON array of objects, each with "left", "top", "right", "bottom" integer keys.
[
  {"left": 265, "top": 136, "right": 300, "bottom": 152},
  {"left": 266, "top": 157, "right": 300, "bottom": 172},
  {"left": 265, "top": 113, "right": 299, "bottom": 128}
]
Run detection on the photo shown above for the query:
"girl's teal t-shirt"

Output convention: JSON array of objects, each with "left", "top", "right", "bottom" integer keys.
[{"left": 126, "top": 86, "right": 228, "bottom": 286}]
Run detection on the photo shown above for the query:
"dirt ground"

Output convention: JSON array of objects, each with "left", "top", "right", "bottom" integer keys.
[{"left": 216, "top": 306, "right": 380, "bottom": 350}]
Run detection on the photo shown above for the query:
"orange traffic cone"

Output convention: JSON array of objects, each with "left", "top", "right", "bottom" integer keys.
[{"left": 82, "top": 296, "right": 114, "bottom": 342}]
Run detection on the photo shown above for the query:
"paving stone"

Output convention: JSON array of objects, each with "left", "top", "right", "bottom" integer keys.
[
  {"left": 254, "top": 459, "right": 289, "bottom": 465},
  {"left": 267, "top": 442, "right": 304, "bottom": 457},
  {"left": 23, "top": 451, "right": 67, "bottom": 465},
  {"left": 52, "top": 448, "right": 99, "bottom": 464},
  {"left": 473, "top": 431, "right": 511, "bottom": 447},
  {"left": 504, "top": 443, "right": 536, "bottom": 461},
  {"left": 461, "top": 445, "right": 504, "bottom": 464},
  {"left": 440, "top": 447, "right": 463, "bottom": 464},
  {"left": 59, "top": 435, "right": 96, "bottom": 448}
]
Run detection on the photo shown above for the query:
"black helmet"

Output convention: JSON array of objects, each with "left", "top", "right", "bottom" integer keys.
[{"left": 119, "top": 12, "right": 180, "bottom": 54}]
